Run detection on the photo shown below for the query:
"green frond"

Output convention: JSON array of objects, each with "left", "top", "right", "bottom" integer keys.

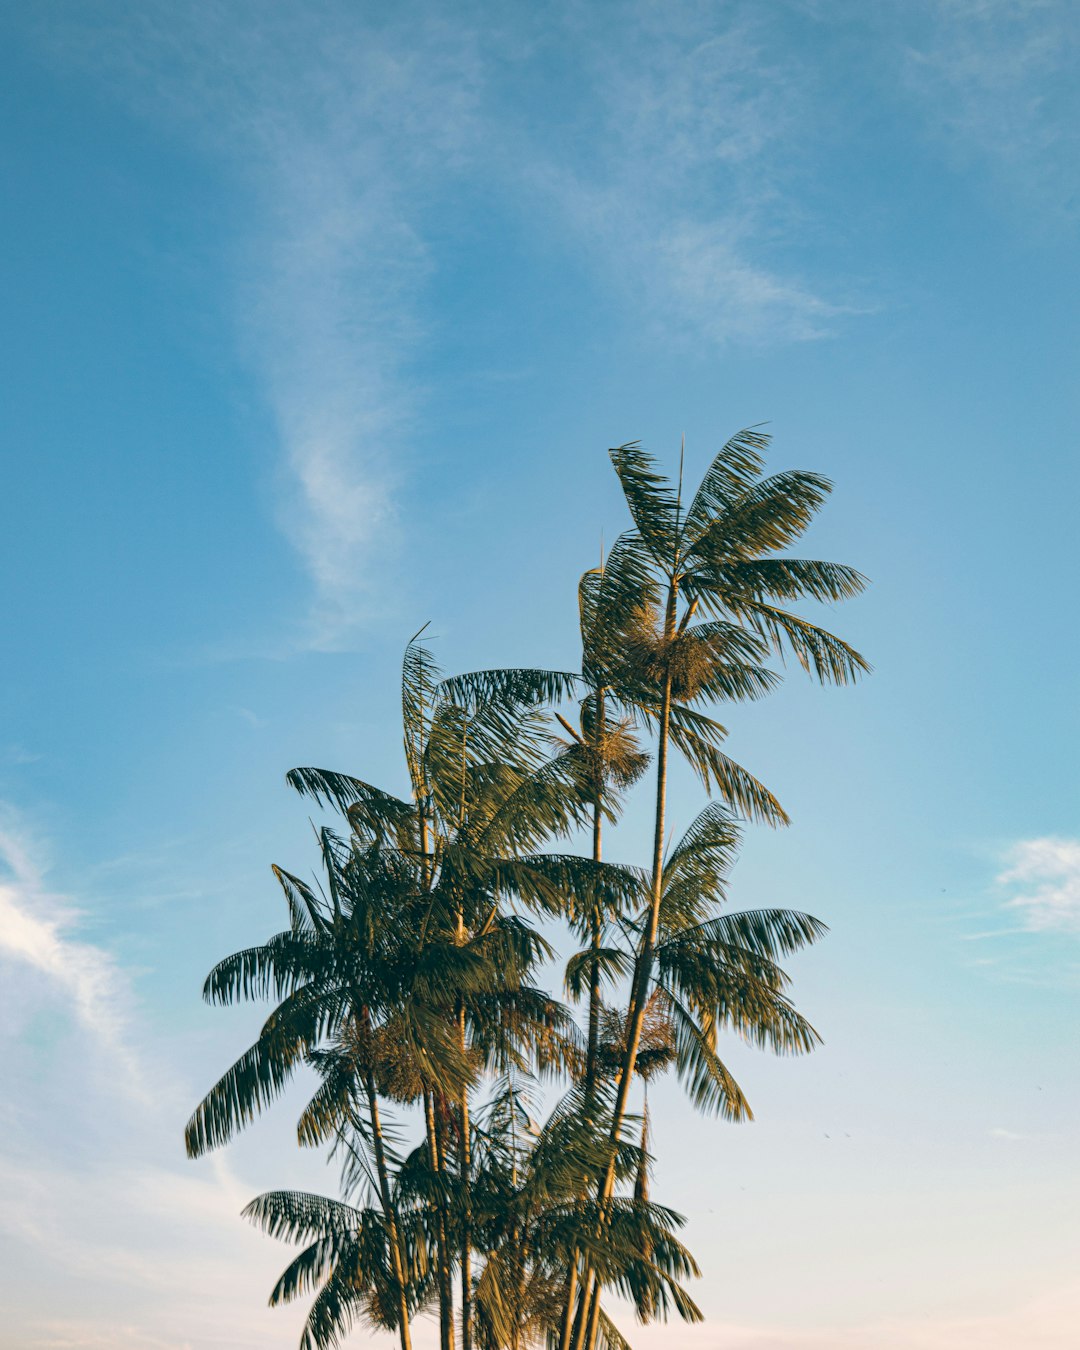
[
  {"left": 438, "top": 667, "right": 582, "bottom": 711},
  {"left": 402, "top": 626, "right": 441, "bottom": 799},
  {"left": 683, "top": 426, "right": 770, "bottom": 539},
  {"left": 184, "top": 986, "right": 344, "bottom": 1157},
  {"left": 608, "top": 444, "right": 681, "bottom": 569},
  {"left": 286, "top": 766, "right": 416, "bottom": 842},
  {"left": 201, "top": 930, "right": 315, "bottom": 1006},
  {"left": 513, "top": 853, "right": 647, "bottom": 926},
  {"left": 674, "top": 908, "right": 828, "bottom": 961},
  {"left": 564, "top": 946, "right": 631, "bottom": 999},
  {"left": 273, "top": 864, "right": 328, "bottom": 932},
  {"left": 265, "top": 1236, "right": 337, "bottom": 1306},
  {"left": 596, "top": 1308, "right": 634, "bottom": 1350},
  {"left": 296, "top": 1049, "right": 358, "bottom": 1148},
  {"left": 660, "top": 990, "right": 753, "bottom": 1121},
  {"left": 731, "top": 600, "right": 871, "bottom": 685},
  {"left": 687, "top": 469, "right": 834, "bottom": 564},
  {"left": 243, "top": 1190, "right": 366, "bottom": 1245},
  {"left": 301, "top": 1254, "right": 371, "bottom": 1348},
  {"left": 721, "top": 557, "right": 869, "bottom": 604},
  {"left": 666, "top": 707, "right": 788, "bottom": 824}
]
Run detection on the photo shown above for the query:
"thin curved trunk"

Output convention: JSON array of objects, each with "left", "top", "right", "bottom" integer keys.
[
  {"left": 582, "top": 1279, "right": 602, "bottom": 1350},
  {"left": 365, "top": 1072, "right": 413, "bottom": 1350},
  {"left": 426, "top": 1089, "right": 455, "bottom": 1350},
  {"left": 584, "top": 800, "right": 603, "bottom": 1102},
  {"left": 563, "top": 701, "right": 607, "bottom": 1350},
  {"left": 457, "top": 997, "right": 473, "bottom": 1350},
  {"left": 557, "top": 1263, "right": 580, "bottom": 1350},
  {"left": 570, "top": 585, "right": 678, "bottom": 1350}
]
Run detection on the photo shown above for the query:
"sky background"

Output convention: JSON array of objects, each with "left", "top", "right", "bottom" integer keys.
[{"left": 1, "top": 1, "right": 1079, "bottom": 1347}]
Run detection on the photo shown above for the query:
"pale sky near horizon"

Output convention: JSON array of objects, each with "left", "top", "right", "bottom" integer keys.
[{"left": 2, "top": 3, "right": 1079, "bottom": 1348}]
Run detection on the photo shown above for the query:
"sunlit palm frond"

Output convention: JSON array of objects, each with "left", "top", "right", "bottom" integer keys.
[
  {"left": 682, "top": 426, "right": 770, "bottom": 539},
  {"left": 608, "top": 443, "right": 681, "bottom": 568}
]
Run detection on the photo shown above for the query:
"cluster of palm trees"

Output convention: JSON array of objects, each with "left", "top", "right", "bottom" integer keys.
[{"left": 185, "top": 430, "right": 868, "bottom": 1350}]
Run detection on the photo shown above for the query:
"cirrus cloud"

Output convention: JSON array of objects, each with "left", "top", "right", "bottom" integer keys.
[{"left": 997, "top": 837, "right": 1080, "bottom": 934}]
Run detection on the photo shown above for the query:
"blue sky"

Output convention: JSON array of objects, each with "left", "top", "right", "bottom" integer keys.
[{"left": 1, "top": 2, "right": 1079, "bottom": 1347}]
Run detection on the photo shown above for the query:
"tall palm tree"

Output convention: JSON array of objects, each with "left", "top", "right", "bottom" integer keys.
[
  {"left": 563, "top": 429, "right": 868, "bottom": 1350},
  {"left": 465, "top": 1075, "right": 702, "bottom": 1350},
  {"left": 255, "top": 632, "right": 624, "bottom": 1350},
  {"left": 186, "top": 629, "right": 578, "bottom": 1349},
  {"left": 186, "top": 825, "right": 481, "bottom": 1350}
]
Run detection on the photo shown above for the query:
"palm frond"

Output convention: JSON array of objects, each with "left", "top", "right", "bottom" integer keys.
[
  {"left": 688, "top": 469, "right": 834, "bottom": 564},
  {"left": 665, "top": 707, "right": 788, "bottom": 824},
  {"left": 721, "top": 557, "right": 869, "bottom": 604},
  {"left": 402, "top": 625, "right": 440, "bottom": 799},
  {"left": 608, "top": 444, "right": 680, "bottom": 569},
  {"left": 659, "top": 989, "right": 752, "bottom": 1121},
  {"left": 683, "top": 426, "right": 770, "bottom": 540},
  {"left": 184, "top": 985, "right": 344, "bottom": 1156},
  {"left": 730, "top": 599, "right": 871, "bottom": 685},
  {"left": 202, "top": 930, "right": 316, "bottom": 1006},
  {"left": 243, "top": 1190, "right": 365, "bottom": 1244},
  {"left": 286, "top": 766, "right": 416, "bottom": 842},
  {"left": 438, "top": 667, "right": 582, "bottom": 711}
]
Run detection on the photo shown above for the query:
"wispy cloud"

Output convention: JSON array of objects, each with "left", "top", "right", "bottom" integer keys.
[
  {"left": 0, "top": 1148, "right": 310, "bottom": 1349},
  {"left": 42, "top": 4, "right": 484, "bottom": 649},
  {"left": 903, "top": 0, "right": 1080, "bottom": 220},
  {"left": 0, "top": 812, "right": 144, "bottom": 1088},
  {"left": 997, "top": 837, "right": 1080, "bottom": 933},
  {"left": 524, "top": 6, "right": 853, "bottom": 345},
  {"left": 0, "top": 803, "right": 316, "bottom": 1346},
  {"left": 30, "top": 1, "right": 861, "bottom": 654}
]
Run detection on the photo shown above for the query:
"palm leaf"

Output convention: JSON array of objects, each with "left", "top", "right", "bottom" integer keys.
[
  {"left": 402, "top": 625, "right": 441, "bottom": 800},
  {"left": 608, "top": 444, "right": 680, "bottom": 568},
  {"left": 665, "top": 707, "right": 788, "bottom": 824},
  {"left": 659, "top": 989, "right": 752, "bottom": 1121},
  {"left": 729, "top": 599, "right": 871, "bottom": 684},
  {"left": 286, "top": 766, "right": 416, "bottom": 842},
  {"left": 683, "top": 426, "right": 770, "bottom": 540},
  {"left": 721, "top": 556, "right": 869, "bottom": 604}
]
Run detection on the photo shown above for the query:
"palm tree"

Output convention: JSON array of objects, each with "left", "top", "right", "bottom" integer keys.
[
  {"left": 243, "top": 1185, "right": 430, "bottom": 1350},
  {"left": 464, "top": 1075, "right": 702, "bottom": 1350},
  {"left": 186, "top": 825, "right": 479, "bottom": 1350},
  {"left": 563, "top": 429, "right": 868, "bottom": 1350},
  {"left": 185, "top": 627, "right": 573, "bottom": 1350},
  {"left": 251, "top": 631, "right": 623, "bottom": 1350}
]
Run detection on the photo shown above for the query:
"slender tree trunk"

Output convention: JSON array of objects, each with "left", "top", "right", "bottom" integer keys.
[
  {"left": 457, "top": 999, "right": 473, "bottom": 1350},
  {"left": 570, "top": 586, "right": 678, "bottom": 1350},
  {"left": 556, "top": 1262, "right": 580, "bottom": 1350},
  {"left": 567, "top": 1267, "right": 597, "bottom": 1350},
  {"left": 582, "top": 1278, "right": 602, "bottom": 1350},
  {"left": 564, "top": 707, "right": 606, "bottom": 1350},
  {"left": 366, "top": 1073, "right": 413, "bottom": 1350},
  {"left": 584, "top": 799, "right": 603, "bottom": 1103},
  {"left": 426, "top": 1089, "right": 455, "bottom": 1350}
]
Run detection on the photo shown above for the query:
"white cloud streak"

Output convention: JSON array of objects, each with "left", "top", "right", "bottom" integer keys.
[
  {"left": 903, "top": 0, "right": 1080, "bottom": 219},
  {"left": 998, "top": 837, "right": 1080, "bottom": 934},
  {"left": 523, "top": 6, "right": 852, "bottom": 345},
  {"left": 0, "top": 814, "right": 143, "bottom": 1087},
  {"left": 0, "top": 806, "right": 314, "bottom": 1347},
  {"left": 43, "top": 3, "right": 484, "bottom": 649},
  {"left": 28, "top": 1, "right": 1079, "bottom": 655},
  {"left": 32, "top": 1, "right": 862, "bottom": 651}
]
